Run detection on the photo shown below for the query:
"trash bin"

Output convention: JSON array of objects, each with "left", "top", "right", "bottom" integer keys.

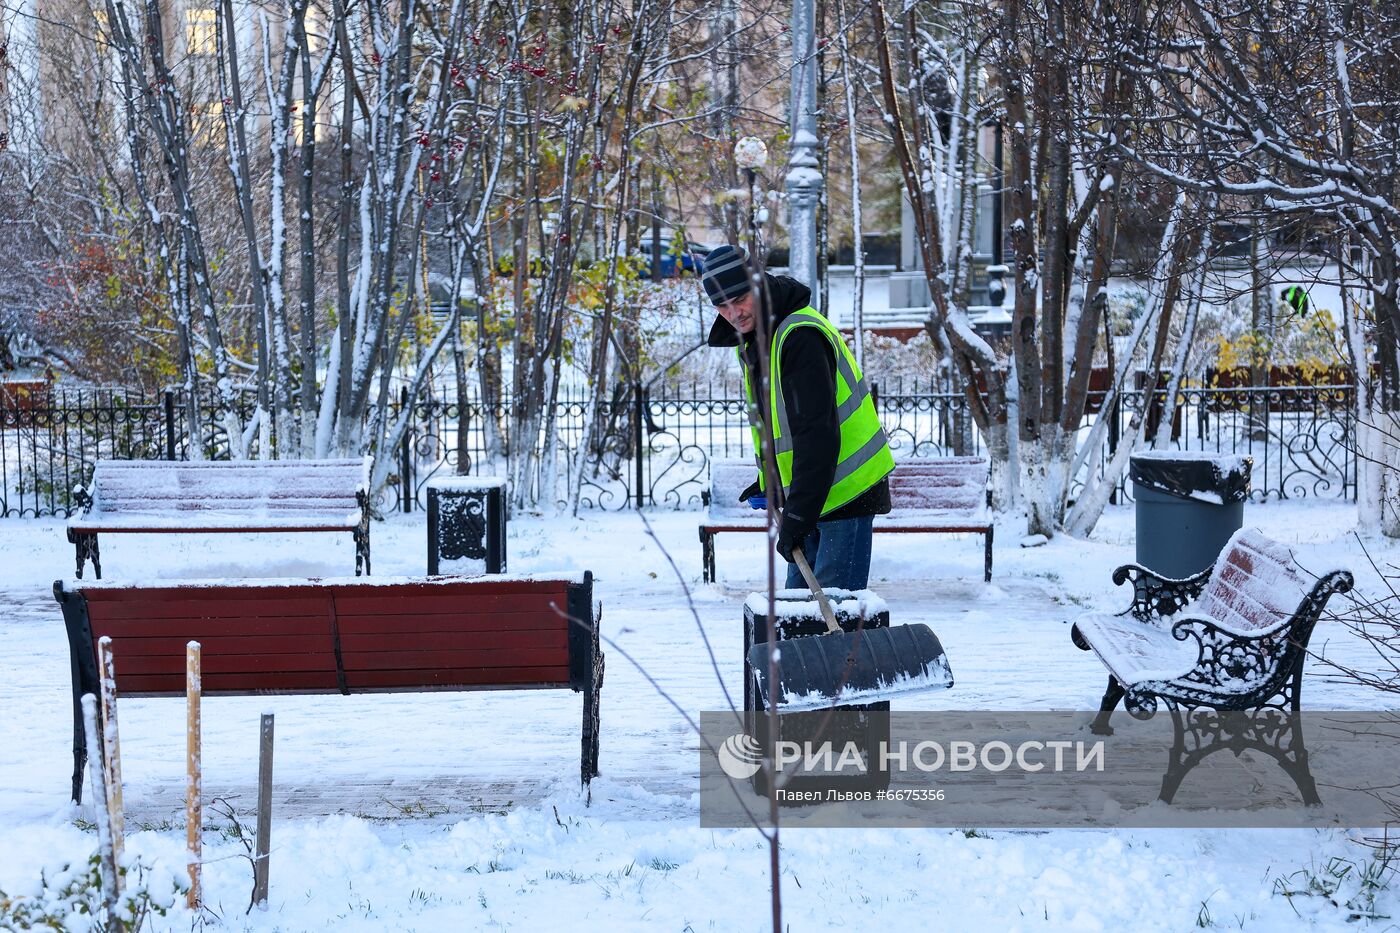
[
  {"left": 427, "top": 476, "right": 507, "bottom": 575},
  {"left": 743, "top": 590, "right": 892, "bottom": 799},
  {"left": 1130, "top": 451, "right": 1252, "bottom": 580}
]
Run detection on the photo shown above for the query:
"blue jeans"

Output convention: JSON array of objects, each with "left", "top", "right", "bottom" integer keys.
[{"left": 784, "top": 514, "right": 875, "bottom": 591}]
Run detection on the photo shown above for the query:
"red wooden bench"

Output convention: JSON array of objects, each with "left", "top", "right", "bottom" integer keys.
[
  {"left": 56, "top": 573, "right": 603, "bottom": 803},
  {"left": 66, "top": 458, "right": 373, "bottom": 579},
  {"left": 700, "top": 457, "right": 994, "bottom": 583}
]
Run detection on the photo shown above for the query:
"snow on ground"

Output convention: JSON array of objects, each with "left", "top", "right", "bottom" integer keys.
[{"left": 1, "top": 499, "right": 1397, "bottom": 930}]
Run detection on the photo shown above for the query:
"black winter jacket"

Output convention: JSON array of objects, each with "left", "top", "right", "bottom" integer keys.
[{"left": 706, "top": 273, "right": 890, "bottom": 525}]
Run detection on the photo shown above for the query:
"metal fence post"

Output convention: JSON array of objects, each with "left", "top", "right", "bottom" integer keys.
[
  {"left": 1108, "top": 395, "right": 1122, "bottom": 505},
  {"left": 400, "top": 386, "right": 413, "bottom": 513},
  {"left": 164, "top": 391, "right": 177, "bottom": 461},
  {"left": 634, "top": 381, "right": 645, "bottom": 509}
]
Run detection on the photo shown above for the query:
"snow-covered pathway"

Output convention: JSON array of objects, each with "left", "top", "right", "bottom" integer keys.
[{"left": 1, "top": 501, "right": 1395, "bottom": 930}]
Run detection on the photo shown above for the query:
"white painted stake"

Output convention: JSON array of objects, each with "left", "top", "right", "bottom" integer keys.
[
  {"left": 82, "top": 694, "right": 123, "bottom": 932},
  {"left": 186, "top": 641, "right": 202, "bottom": 910},
  {"left": 97, "top": 637, "right": 126, "bottom": 868}
]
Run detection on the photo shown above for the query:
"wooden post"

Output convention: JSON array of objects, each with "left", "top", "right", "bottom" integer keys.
[
  {"left": 185, "top": 641, "right": 202, "bottom": 911},
  {"left": 97, "top": 637, "right": 125, "bottom": 867},
  {"left": 252, "top": 712, "right": 274, "bottom": 909},
  {"left": 81, "top": 694, "right": 124, "bottom": 932}
]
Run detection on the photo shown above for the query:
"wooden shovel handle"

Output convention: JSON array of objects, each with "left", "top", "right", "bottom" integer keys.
[{"left": 793, "top": 547, "right": 841, "bottom": 634}]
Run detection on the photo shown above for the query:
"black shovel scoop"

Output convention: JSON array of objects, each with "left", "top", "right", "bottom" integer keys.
[{"left": 747, "top": 548, "right": 954, "bottom": 711}]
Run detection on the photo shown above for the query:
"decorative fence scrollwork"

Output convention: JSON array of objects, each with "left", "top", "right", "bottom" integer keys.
[
  {"left": 1101, "top": 385, "right": 1355, "bottom": 504},
  {"left": 0, "top": 380, "right": 1362, "bottom": 517},
  {"left": 0, "top": 387, "right": 174, "bottom": 518}
]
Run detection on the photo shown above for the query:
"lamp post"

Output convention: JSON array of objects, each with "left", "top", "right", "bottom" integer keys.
[
  {"left": 734, "top": 136, "right": 770, "bottom": 280},
  {"left": 785, "top": 0, "right": 822, "bottom": 305}
]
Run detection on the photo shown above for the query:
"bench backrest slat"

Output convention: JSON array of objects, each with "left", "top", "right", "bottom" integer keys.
[
  {"left": 332, "top": 586, "right": 573, "bottom": 686},
  {"left": 708, "top": 457, "right": 988, "bottom": 518},
  {"left": 1196, "top": 530, "right": 1310, "bottom": 633},
  {"left": 72, "top": 577, "right": 580, "bottom": 696},
  {"left": 88, "top": 459, "right": 366, "bottom": 516},
  {"left": 887, "top": 471, "right": 986, "bottom": 511}
]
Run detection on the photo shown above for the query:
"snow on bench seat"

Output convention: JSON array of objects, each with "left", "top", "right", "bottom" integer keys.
[
  {"left": 1075, "top": 530, "right": 1318, "bottom": 691},
  {"left": 1071, "top": 611, "right": 1202, "bottom": 686},
  {"left": 699, "top": 457, "right": 993, "bottom": 582},
  {"left": 67, "top": 511, "right": 364, "bottom": 530},
  {"left": 65, "top": 458, "right": 373, "bottom": 578}
]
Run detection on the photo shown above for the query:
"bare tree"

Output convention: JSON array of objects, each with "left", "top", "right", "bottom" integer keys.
[
  {"left": 1116, "top": 0, "right": 1400, "bottom": 534},
  {"left": 869, "top": 0, "right": 1177, "bottom": 539}
]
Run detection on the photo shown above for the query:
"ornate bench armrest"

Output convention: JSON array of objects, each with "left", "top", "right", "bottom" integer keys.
[
  {"left": 1112, "top": 563, "right": 1211, "bottom": 623},
  {"left": 1170, "top": 611, "right": 1284, "bottom": 643},
  {"left": 71, "top": 483, "right": 93, "bottom": 513},
  {"left": 1165, "top": 614, "right": 1292, "bottom": 694}
]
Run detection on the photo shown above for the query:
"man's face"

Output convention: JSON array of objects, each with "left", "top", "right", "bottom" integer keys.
[{"left": 716, "top": 292, "right": 757, "bottom": 335}]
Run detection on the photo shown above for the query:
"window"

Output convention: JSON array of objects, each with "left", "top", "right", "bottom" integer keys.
[
  {"left": 89, "top": 9, "right": 126, "bottom": 91},
  {"left": 186, "top": 9, "right": 217, "bottom": 56},
  {"left": 290, "top": 98, "right": 316, "bottom": 144},
  {"left": 190, "top": 100, "right": 224, "bottom": 146},
  {"left": 303, "top": 6, "right": 325, "bottom": 53}
]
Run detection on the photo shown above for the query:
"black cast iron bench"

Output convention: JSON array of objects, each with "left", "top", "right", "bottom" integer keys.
[
  {"left": 56, "top": 572, "right": 603, "bottom": 803},
  {"left": 65, "top": 458, "right": 373, "bottom": 578},
  {"left": 700, "top": 457, "right": 993, "bottom": 583},
  {"left": 1071, "top": 528, "right": 1352, "bottom": 804}
]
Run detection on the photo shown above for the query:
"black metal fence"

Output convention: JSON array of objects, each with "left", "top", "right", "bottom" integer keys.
[
  {"left": 1113, "top": 384, "right": 1355, "bottom": 502},
  {"left": 397, "top": 380, "right": 1356, "bottom": 512},
  {"left": 0, "top": 388, "right": 174, "bottom": 518},
  {"left": 0, "top": 380, "right": 1357, "bottom": 518}
]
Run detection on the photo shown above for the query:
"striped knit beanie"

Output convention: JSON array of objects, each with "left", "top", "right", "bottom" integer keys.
[{"left": 700, "top": 245, "right": 753, "bottom": 306}]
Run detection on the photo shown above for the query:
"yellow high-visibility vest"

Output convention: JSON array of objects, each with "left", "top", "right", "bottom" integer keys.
[{"left": 739, "top": 307, "right": 895, "bottom": 514}]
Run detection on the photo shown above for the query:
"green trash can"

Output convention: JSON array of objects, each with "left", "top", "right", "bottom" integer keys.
[{"left": 1130, "top": 451, "right": 1252, "bottom": 580}]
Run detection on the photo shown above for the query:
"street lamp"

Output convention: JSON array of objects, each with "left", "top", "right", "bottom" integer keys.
[
  {"left": 785, "top": 0, "right": 822, "bottom": 304},
  {"left": 735, "top": 136, "right": 769, "bottom": 183},
  {"left": 735, "top": 136, "right": 769, "bottom": 288},
  {"left": 735, "top": 136, "right": 768, "bottom": 215}
]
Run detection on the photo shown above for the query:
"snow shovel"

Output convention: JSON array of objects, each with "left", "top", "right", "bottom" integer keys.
[{"left": 746, "top": 548, "right": 954, "bottom": 711}]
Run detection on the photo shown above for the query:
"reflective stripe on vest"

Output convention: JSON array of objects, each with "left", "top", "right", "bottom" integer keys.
[{"left": 738, "top": 307, "right": 895, "bottom": 516}]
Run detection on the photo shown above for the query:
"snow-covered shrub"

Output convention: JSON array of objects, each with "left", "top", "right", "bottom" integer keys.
[
  {"left": 1107, "top": 284, "right": 1149, "bottom": 337},
  {"left": 1192, "top": 295, "right": 1345, "bottom": 379},
  {"left": 636, "top": 280, "right": 739, "bottom": 393},
  {"left": 0, "top": 852, "right": 183, "bottom": 932},
  {"left": 853, "top": 330, "right": 943, "bottom": 391}
]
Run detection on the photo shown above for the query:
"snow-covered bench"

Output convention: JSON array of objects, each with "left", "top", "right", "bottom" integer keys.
[
  {"left": 699, "top": 457, "right": 993, "bottom": 583},
  {"left": 1071, "top": 528, "right": 1352, "bottom": 803},
  {"left": 65, "top": 458, "right": 373, "bottom": 579},
  {"left": 55, "top": 572, "right": 603, "bottom": 804}
]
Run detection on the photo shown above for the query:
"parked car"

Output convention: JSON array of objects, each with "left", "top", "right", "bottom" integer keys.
[{"left": 635, "top": 238, "right": 712, "bottom": 278}]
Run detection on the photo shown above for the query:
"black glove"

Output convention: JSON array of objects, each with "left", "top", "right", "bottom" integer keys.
[
  {"left": 738, "top": 479, "right": 762, "bottom": 504},
  {"left": 776, "top": 509, "right": 817, "bottom": 563}
]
